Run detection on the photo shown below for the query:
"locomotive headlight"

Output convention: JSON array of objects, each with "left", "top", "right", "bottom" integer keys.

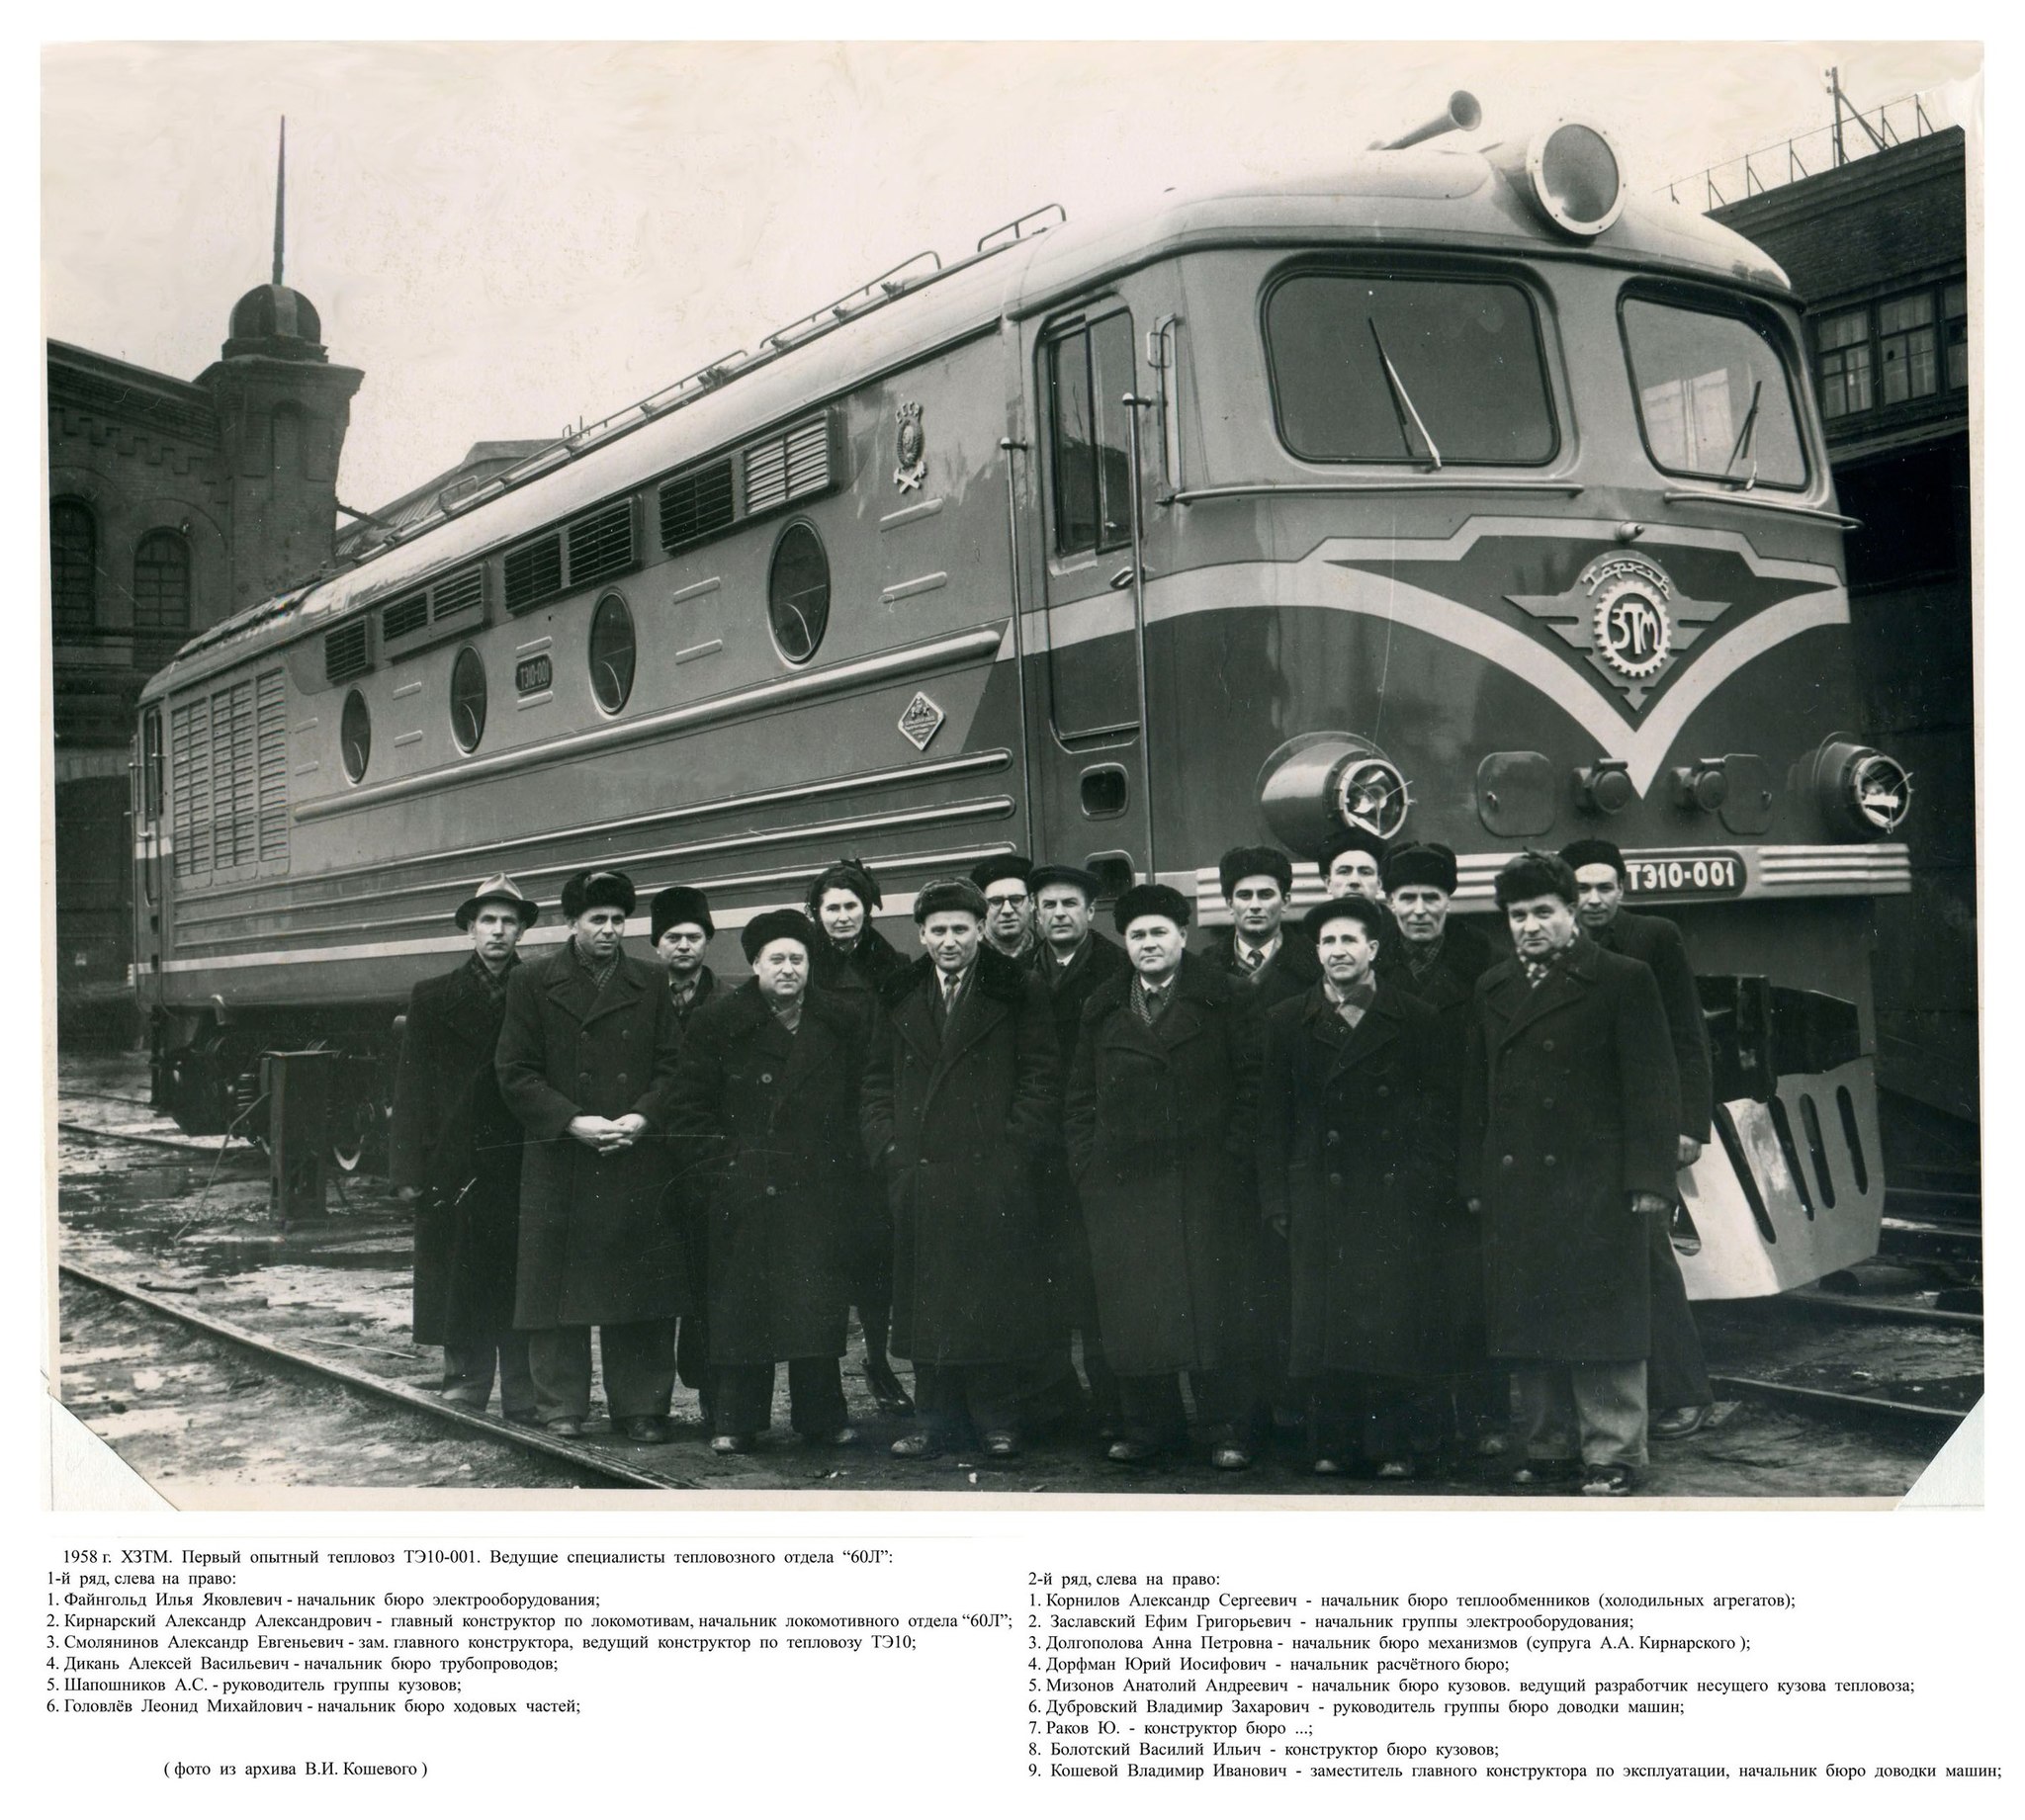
[
  {"left": 1811, "top": 737, "right": 1913, "bottom": 835},
  {"left": 1257, "top": 734, "right": 1412, "bottom": 857},
  {"left": 1527, "top": 121, "right": 1626, "bottom": 237}
]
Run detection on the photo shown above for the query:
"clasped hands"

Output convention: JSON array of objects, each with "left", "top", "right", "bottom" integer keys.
[{"left": 569, "top": 1112, "right": 648, "bottom": 1155}]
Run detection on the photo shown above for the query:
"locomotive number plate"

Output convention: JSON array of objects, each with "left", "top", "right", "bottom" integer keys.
[
  {"left": 515, "top": 653, "right": 553, "bottom": 695},
  {"left": 1624, "top": 849, "right": 1745, "bottom": 900}
]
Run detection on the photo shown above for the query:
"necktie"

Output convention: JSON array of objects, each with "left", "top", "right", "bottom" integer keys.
[{"left": 1241, "top": 945, "right": 1264, "bottom": 974}]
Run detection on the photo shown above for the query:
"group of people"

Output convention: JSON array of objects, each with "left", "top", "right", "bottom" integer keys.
[{"left": 392, "top": 824, "right": 1716, "bottom": 1496}]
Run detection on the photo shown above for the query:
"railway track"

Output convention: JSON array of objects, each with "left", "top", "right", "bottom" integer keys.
[
  {"left": 58, "top": 1260, "right": 701, "bottom": 1491},
  {"left": 1705, "top": 1372, "right": 1971, "bottom": 1435},
  {"left": 57, "top": 1119, "right": 262, "bottom": 1160}
]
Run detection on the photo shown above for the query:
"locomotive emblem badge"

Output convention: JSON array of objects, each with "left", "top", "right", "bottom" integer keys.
[
  {"left": 894, "top": 401, "right": 926, "bottom": 491},
  {"left": 897, "top": 689, "right": 944, "bottom": 751},
  {"left": 1507, "top": 552, "right": 1730, "bottom": 713}
]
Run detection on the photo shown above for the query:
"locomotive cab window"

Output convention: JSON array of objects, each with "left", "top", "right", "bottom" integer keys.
[
  {"left": 450, "top": 646, "right": 487, "bottom": 752},
  {"left": 1263, "top": 273, "right": 1556, "bottom": 465},
  {"left": 1045, "top": 308, "right": 1137, "bottom": 556},
  {"left": 767, "top": 522, "right": 831, "bottom": 665},
  {"left": 340, "top": 688, "right": 372, "bottom": 783},
  {"left": 1621, "top": 295, "right": 1806, "bottom": 488},
  {"left": 588, "top": 593, "right": 637, "bottom": 713}
]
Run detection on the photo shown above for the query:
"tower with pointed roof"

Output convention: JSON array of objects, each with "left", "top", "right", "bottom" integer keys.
[{"left": 196, "top": 119, "right": 364, "bottom": 607}]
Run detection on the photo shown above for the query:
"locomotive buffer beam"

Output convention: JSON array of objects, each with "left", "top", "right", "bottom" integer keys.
[{"left": 261, "top": 1050, "right": 332, "bottom": 1227}]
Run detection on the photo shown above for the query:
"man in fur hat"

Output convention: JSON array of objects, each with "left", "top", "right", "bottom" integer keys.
[
  {"left": 1319, "top": 828, "right": 1389, "bottom": 902},
  {"left": 649, "top": 884, "right": 720, "bottom": 1033},
  {"left": 393, "top": 874, "right": 541, "bottom": 1422},
  {"left": 970, "top": 854, "right": 1040, "bottom": 964},
  {"left": 496, "top": 869, "right": 689, "bottom": 1442},
  {"left": 1204, "top": 844, "right": 1320, "bottom": 1009},
  {"left": 1560, "top": 837, "right": 1717, "bottom": 1440},
  {"left": 1067, "top": 883, "right": 1264, "bottom": 1469},
  {"left": 861, "top": 878, "right": 1058, "bottom": 1459}
]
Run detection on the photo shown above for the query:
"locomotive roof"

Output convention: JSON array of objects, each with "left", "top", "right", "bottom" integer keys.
[{"left": 140, "top": 141, "right": 1791, "bottom": 705}]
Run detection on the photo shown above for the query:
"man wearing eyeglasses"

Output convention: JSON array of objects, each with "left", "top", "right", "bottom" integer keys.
[{"left": 971, "top": 854, "right": 1040, "bottom": 965}]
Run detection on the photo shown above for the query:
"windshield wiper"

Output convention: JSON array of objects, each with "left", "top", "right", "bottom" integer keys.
[
  {"left": 1367, "top": 316, "right": 1443, "bottom": 471},
  {"left": 1723, "top": 379, "right": 1763, "bottom": 489}
]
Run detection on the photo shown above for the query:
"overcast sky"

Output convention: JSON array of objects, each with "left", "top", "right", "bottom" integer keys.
[{"left": 43, "top": 39, "right": 1981, "bottom": 517}]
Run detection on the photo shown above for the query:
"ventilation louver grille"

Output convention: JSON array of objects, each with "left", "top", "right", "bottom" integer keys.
[
  {"left": 323, "top": 620, "right": 370, "bottom": 682},
  {"left": 380, "top": 591, "right": 429, "bottom": 642},
  {"left": 171, "top": 668, "right": 288, "bottom": 880},
  {"left": 744, "top": 415, "right": 832, "bottom": 516},
  {"left": 503, "top": 534, "right": 564, "bottom": 612},
  {"left": 432, "top": 567, "right": 484, "bottom": 621},
  {"left": 659, "top": 460, "right": 736, "bottom": 552},
  {"left": 567, "top": 501, "right": 635, "bottom": 586}
]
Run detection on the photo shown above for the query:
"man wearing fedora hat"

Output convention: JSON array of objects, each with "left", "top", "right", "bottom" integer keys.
[
  {"left": 497, "top": 869, "right": 690, "bottom": 1442},
  {"left": 393, "top": 874, "right": 542, "bottom": 1422}
]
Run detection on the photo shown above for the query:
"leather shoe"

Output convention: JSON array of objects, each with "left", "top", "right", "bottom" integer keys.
[
  {"left": 710, "top": 1433, "right": 752, "bottom": 1455},
  {"left": 1106, "top": 1439, "right": 1160, "bottom": 1465},
  {"left": 1210, "top": 1445, "right": 1253, "bottom": 1472},
  {"left": 1375, "top": 1458, "right": 1417, "bottom": 1480},
  {"left": 820, "top": 1427, "right": 858, "bottom": 1447},
  {"left": 1652, "top": 1404, "right": 1711, "bottom": 1439},
  {"left": 618, "top": 1416, "right": 670, "bottom": 1444},
  {"left": 982, "top": 1430, "right": 1020, "bottom": 1459},
  {"left": 1312, "top": 1457, "right": 1346, "bottom": 1476},
  {"left": 890, "top": 1432, "right": 942, "bottom": 1459},
  {"left": 542, "top": 1418, "right": 585, "bottom": 1440},
  {"left": 865, "top": 1356, "right": 915, "bottom": 1415}
]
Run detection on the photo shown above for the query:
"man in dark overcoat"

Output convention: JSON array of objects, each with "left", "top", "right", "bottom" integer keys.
[
  {"left": 1460, "top": 852, "right": 1681, "bottom": 1495},
  {"left": 804, "top": 858, "right": 913, "bottom": 1414},
  {"left": 1561, "top": 837, "right": 1717, "bottom": 1439},
  {"left": 971, "top": 853, "right": 1040, "bottom": 964},
  {"left": 392, "top": 873, "right": 541, "bottom": 1422},
  {"left": 1203, "top": 844, "right": 1320, "bottom": 1009},
  {"left": 1260, "top": 897, "right": 1475, "bottom": 1478},
  {"left": 1067, "top": 883, "right": 1264, "bottom": 1470},
  {"left": 861, "top": 878, "right": 1058, "bottom": 1460},
  {"left": 669, "top": 910, "right": 867, "bottom": 1451},
  {"left": 1027, "top": 862, "right": 1132, "bottom": 1434},
  {"left": 1378, "top": 840, "right": 1505, "bottom": 1450},
  {"left": 496, "top": 869, "right": 689, "bottom": 1442},
  {"left": 648, "top": 883, "right": 722, "bottom": 1425}
]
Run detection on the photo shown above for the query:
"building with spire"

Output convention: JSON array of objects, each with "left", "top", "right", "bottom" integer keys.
[{"left": 48, "top": 122, "right": 363, "bottom": 1040}]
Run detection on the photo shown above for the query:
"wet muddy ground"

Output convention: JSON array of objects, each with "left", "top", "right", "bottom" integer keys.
[{"left": 54, "top": 1057, "right": 1977, "bottom": 1500}]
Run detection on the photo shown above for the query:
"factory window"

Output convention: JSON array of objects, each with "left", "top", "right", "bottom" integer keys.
[
  {"left": 1814, "top": 307, "right": 1873, "bottom": 420},
  {"left": 1878, "top": 291, "right": 1938, "bottom": 405},
  {"left": 450, "top": 646, "right": 487, "bottom": 752},
  {"left": 588, "top": 593, "right": 637, "bottom": 713},
  {"left": 1622, "top": 294, "right": 1806, "bottom": 488},
  {"left": 766, "top": 521, "right": 830, "bottom": 664},
  {"left": 1943, "top": 280, "right": 1969, "bottom": 391},
  {"left": 132, "top": 530, "right": 192, "bottom": 666},
  {"left": 340, "top": 688, "right": 372, "bottom": 783},
  {"left": 50, "top": 499, "right": 97, "bottom": 634}
]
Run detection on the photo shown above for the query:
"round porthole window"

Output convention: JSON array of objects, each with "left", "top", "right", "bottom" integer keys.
[
  {"left": 589, "top": 593, "right": 636, "bottom": 714},
  {"left": 767, "top": 521, "right": 830, "bottom": 664},
  {"left": 450, "top": 646, "right": 487, "bottom": 752},
  {"left": 340, "top": 688, "right": 372, "bottom": 782}
]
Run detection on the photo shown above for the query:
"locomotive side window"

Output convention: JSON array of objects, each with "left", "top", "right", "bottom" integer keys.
[
  {"left": 450, "top": 646, "right": 487, "bottom": 752},
  {"left": 1046, "top": 309, "right": 1136, "bottom": 556},
  {"left": 1621, "top": 296, "right": 1806, "bottom": 488},
  {"left": 340, "top": 688, "right": 372, "bottom": 783},
  {"left": 1263, "top": 275, "right": 1555, "bottom": 465},
  {"left": 589, "top": 594, "right": 638, "bottom": 711},
  {"left": 766, "top": 523, "right": 831, "bottom": 665},
  {"left": 139, "top": 708, "right": 164, "bottom": 823}
]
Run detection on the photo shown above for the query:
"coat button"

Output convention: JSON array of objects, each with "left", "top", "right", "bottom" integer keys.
[
  {"left": 1328, "top": 1172, "right": 1343, "bottom": 1188},
  {"left": 1501, "top": 1154, "right": 1516, "bottom": 1168},
  {"left": 1376, "top": 1084, "right": 1389, "bottom": 1097},
  {"left": 1544, "top": 1154, "right": 1557, "bottom": 1167},
  {"left": 617, "top": 1073, "right": 628, "bottom": 1084},
  {"left": 1542, "top": 1039, "right": 1554, "bottom": 1052},
  {"left": 760, "top": 1072, "right": 773, "bottom": 1084},
  {"left": 1383, "top": 1170, "right": 1396, "bottom": 1184},
  {"left": 1325, "top": 1130, "right": 1341, "bottom": 1147},
  {"left": 1542, "top": 1096, "right": 1554, "bottom": 1109},
  {"left": 765, "top": 1184, "right": 777, "bottom": 1197}
]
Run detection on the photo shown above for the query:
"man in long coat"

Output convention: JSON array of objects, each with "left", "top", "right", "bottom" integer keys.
[
  {"left": 803, "top": 858, "right": 913, "bottom": 1415},
  {"left": 669, "top": 910, "right": 867, "bottom": 1451},
  {"left": 1027, "top": 862, "right": 1132, "bottom": 1434},
  {"left": 861, "top": 878, "right": 1057, "bottom": 1460},
  {"left": 1067, "top": 883, "right": 1264, "bottom": 1470},
  {"left": 1561, "top": 837, "right": 1717, "bottom": 1439},
  {"left": 1260, "top": 897, "right": 1472, "bottom": 1477},
  {"left": 391, "top": 873, "right": 541, "bottom": 1422},
  {"left": 496, "top": 869, "right": 688, "bottom": 1442},
  {"left": 1460, "top": 852, "right": 1680, "bottom": 1495}
]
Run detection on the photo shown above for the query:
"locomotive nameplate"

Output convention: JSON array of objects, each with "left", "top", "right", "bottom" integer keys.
[
  {"left": 515, "top": 653, "right": 554, "bottom": 695},
  {"left": 1623, "top": 848, "right": 1745, "bottom": 901}
]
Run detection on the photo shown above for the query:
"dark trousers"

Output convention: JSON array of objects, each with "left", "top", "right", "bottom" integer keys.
[
  {"left": 915, "top": 1362, "right": 1028, "bottom": 1442},
  {"left": 525, "top": 1321, "right": 676, "bottom": 1425},
  {"left": 1647, "top": 1204, "right": 1713, "bottom": 1409},
  {"left": 710, "top": 1358, "right": 847, "bottom": 1439},
  {"left": 1308, "top": 1372, "right": 1447, "bottom": 1464},
  {"left": 1117, "top": 1369, "right": 1256, "bottom": 1450},
  {"left": 442, "top": 1333, "right": 535, "bottom": 1420}
]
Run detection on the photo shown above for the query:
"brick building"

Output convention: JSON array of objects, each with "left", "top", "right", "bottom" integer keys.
[
  {"left": 47, "top": 282, "right": 362, "bottom": 1040},
  {"left": 1714, "top": 126, "right": 1976, "bottom": 1170}
]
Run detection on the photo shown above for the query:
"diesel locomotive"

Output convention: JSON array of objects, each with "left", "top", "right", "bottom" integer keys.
[{"left": 132, "top": 99, "right": 1913, "bottom": 1297}]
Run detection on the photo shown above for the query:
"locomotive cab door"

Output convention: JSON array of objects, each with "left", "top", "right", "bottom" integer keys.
[{"left": 1023, "top": 298, "right": 1157, "bottom": 894}]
